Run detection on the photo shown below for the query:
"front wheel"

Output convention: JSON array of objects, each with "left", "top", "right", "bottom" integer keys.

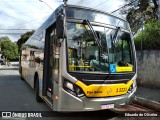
[{"left": 35, "top": 78, "right": 43, "bottom": 102}]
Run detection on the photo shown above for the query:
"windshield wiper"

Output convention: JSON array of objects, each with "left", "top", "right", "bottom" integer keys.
[
  {"left": 111, "top": 27, "right": 121, "bottom": 47},
  {"left": 83, "top": 19, "right": 104, "bottom": 68},
  {"left": 82, "top": 19, "right": 102, "bottom": 48}
]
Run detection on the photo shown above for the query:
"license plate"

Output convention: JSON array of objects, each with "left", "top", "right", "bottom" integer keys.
[{"left": 101, "top": 104, "right": 114, "bottom": 109}]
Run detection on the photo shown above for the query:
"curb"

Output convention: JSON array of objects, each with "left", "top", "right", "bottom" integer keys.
[
  {"left": 133, "top": 96, "right": 160, "bottom": 111},
  {"left": 0, "top": 65, "right": 18, "bottom": 69}
]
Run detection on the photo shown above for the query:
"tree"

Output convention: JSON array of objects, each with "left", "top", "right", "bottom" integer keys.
[
  {"left": 134, "top": 20, "right": 160, "bottom": 50},
  {"left": 17, "top": 30, "right": 35, "bottom": 52},
  {"left": 0, "top": 36, "right": 18, "bottom": 61},
  {"left": 121, "top": 0, "right": 159, "bottom": 34}
]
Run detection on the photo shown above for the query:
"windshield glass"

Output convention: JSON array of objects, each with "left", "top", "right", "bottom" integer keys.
[{"left": 67, "top": 22, "right": 134, "bottom": 73}]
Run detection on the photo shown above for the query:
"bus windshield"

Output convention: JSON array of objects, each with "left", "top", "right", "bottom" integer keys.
[{"left": 67, "top": 22, "right": 134, "bottom": 73}]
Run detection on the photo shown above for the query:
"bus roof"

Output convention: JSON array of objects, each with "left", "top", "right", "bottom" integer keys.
[
  {"left": 27, "top": 4, "right": 128, "bottom": 44},
  {"left": 66, "top": 4, "right": 127, "bottom": 22}
]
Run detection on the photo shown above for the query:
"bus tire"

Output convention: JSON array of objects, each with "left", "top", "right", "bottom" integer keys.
[
  {"left": 21, "top": 76, "right": 24, "bottom": 81},
  {"left": 36, "top": 78, "right": 43, "bottom": 102},
  {"left": 20, "top": 68, "right": 24, "bottom": 81}
]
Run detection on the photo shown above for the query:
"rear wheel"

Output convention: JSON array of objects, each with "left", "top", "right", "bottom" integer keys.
[
  {"left": 20, "top": 67, "right": 24, "bottom": 81},
  {"left": 36, "top": 77, "right": 43, "bottom": 102}
]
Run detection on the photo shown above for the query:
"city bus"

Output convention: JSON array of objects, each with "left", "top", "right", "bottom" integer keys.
[{"left": 19, "top": 4, "right": 137, "bottom": 112}]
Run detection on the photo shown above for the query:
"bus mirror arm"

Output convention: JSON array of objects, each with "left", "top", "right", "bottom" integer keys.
[{"left": 55, "top": 38, "right": 63, "bottom": 47}]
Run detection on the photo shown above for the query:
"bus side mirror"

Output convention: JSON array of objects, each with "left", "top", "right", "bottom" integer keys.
[{"left": 56, "top": 15, "right": 64, "bottom": 39}]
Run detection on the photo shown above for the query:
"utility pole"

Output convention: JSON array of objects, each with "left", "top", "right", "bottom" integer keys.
[
  {"left": 0, "top": 47, "right": 2, "bottom": 67},
  {"left": 141, "top": 22, "right": 143, "bottom": 51},
  {"left": 0, "top": 47, "right": 1, "bottom": 58},
  {"left": 158, "top": 0, "right": 160, "bottom": 19}
]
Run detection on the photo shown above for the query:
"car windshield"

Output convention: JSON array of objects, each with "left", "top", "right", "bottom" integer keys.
[{"left": 66, "top": 22, "right": 134, "bottom": 73}]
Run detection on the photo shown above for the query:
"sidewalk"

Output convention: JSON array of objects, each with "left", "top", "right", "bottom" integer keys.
[
  {"left": 0, "top": 62, "right": 19, "bottom": 68},
  {"left": 135, "top": 86, "right": 160, "bottom": 103},
  {"left": 134, "top": 86, "right": 160, "bottom": 111}
]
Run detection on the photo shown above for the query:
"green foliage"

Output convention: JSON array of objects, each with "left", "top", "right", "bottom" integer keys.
[
  {"left": 123, "top": 0, "right": 158, "bottom": 34},
  {"left": 134, "top": 20, "right": 160, "bottom": 50},
  {"left": 0, "top": 36, "right": 18, "bottom": 61},
  {"left": 17, "top": 30, "right": 35, "bottom": 52}
]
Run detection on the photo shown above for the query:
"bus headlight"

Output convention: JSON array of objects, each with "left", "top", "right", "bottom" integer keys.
[
  {"left": 64, "top": 80, "right": 74, "bottom": 91},
  {"left": 128, "top": 80, "right": 136, "bottom": 93},
  {"left": 63, "top": 79, "right": 84, "bottom": 97},
  {"left": 75, "top": 85, "right": 84, "bottom": 97}
]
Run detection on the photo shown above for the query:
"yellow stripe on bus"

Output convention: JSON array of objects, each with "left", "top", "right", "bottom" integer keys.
[{"left": 75, "top": 80, "right": 133, "bottom": 97}]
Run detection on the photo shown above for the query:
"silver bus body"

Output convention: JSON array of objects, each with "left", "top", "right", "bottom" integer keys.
[{"left": 19, "top": 4, "right": 137, "bottom": 112}]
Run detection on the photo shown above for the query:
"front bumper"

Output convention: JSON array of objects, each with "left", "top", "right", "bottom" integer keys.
[{"left": 58, "top": 86, "right": 137, "bottom": 112}]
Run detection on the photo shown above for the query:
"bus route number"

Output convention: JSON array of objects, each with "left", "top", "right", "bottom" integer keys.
[{"left": 116, "top": 88, "right": 127, "bottom": 92}]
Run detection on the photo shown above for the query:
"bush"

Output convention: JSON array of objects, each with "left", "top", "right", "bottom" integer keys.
[{"left": 134, "top": 20, "right": 160, "bottom": 50}]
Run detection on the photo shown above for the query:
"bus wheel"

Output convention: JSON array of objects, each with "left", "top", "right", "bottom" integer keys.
[
  {"left": 21, "top": 76, "right": 24, "bottom": 81},
  {"left": 20, "top": 75, "right": 24, "bottom": 81},
  {"left": 36, "top": 78, "right": 43, "bottom": 102},
  {"left": 20, "top": 68, "right": 24, "bottom": 81}
]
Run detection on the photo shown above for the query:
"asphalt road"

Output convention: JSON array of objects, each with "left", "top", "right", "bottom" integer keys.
[{"left": 0, "top": 66, "right": 117, "bottom": 120}]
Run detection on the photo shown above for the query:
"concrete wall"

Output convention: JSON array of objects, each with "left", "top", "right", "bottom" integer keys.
[{"left": 136, "top": 50, "right": 160, "bottom": 88}]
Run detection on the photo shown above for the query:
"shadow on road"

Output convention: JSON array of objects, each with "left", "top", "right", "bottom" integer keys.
[{"left": 0, "top": 65, "right": 117, "bottom": 120}]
